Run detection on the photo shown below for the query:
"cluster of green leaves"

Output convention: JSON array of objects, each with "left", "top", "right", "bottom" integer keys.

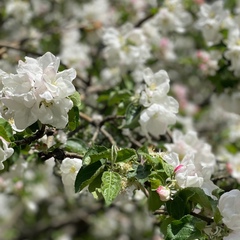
[
  {"left": 72, "top": 141, "right": 226, "bottom": 239},
  {"left": 74, "top": 145, "right": 171, "bottom": 205}
]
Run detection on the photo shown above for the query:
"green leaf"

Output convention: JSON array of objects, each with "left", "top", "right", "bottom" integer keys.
[
  {"left": 82, "top": 145, "right": 108, "bottom": 164},
  {"left": 149, "top": 170, "right": 167, "bottom": 190},
  {"left": 101, "top": 171, "right": 122, "bottom": 206},
  {"left": 75, "top": 160, "right": 104, "bottom": 192},
  {"left": 136, "top": 164, "right": 151, "bottom": 184},
  {"left": 108, "top": 90, "right": 131, "bottom": 106},
  {"left": 65, "top": 138, "right": 87, "bottom": 155},
  {"left": 182, "top": 187, "right": 212, "bottom": 210},
  {"left": 0, "top": 118, "right": 13, "bottom": 142},
  {"left": 166, "top": 188, "right": 212, "bottom": 220},
  {"left": 90, "top": 149, "right": 111, "bottom": 163},
  {"left": 166, "top": 215, "right": 207, "bottom": 240},
  {"left": 214, "top": 206, "right": 222, "bottom": 224},
  {"left": 67, "top": 92, "right": 81, "bottom": 131},
  {"left": 141, "top": 153, "right": 161, "bottom": 166},
  {"left": 88, "top": 171, "right": 103, "bottom": 200},
  {"left": 148, "top": 190, "right": 164, "bottom": 211},
  {"left": 69, "top": 91, "right": 81, "bottom": 110},
  {"left": 67, "top": 106, "right": 80, "bottom": 131},
  {"left": 160, "top": 217, "right": 175, "bottom": 237},
  {"left": 122, "top": 103, "right": 142, "bottom": 128},
  {"left": 166, "top": 195, "right": 187, "bottom": 220},
  {"left": 162, "top": 161, "right": 174, "bottom": 177},
  {"left": 116, "top": 148, "right": 136, "bottom": 162},
  {"left": 137, "top": 145, "right": 149, "bottom": 154}
]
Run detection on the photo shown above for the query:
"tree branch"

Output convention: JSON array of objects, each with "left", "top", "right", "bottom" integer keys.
[{"left": 14, "top": 124, "right": 46, "bottom": 146}]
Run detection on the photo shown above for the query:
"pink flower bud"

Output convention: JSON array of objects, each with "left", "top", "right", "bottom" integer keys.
[{"left": 156, "top": 186, "right": 171, "bottom": 201}]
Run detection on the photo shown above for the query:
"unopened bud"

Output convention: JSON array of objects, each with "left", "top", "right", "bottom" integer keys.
[{"left": 156, "top": 186, "right": 171, "bottom": 201}]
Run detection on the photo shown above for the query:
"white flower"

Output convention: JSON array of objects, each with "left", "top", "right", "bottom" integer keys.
[
  {"left": 77, "top": 0, "right": 114, "bottom": 29},
  {"left": 0, "top": 137, "right": 14, "bottom": 170},
  {"left": 138, "top": 68, "right": 179, "bottom": 138},
  {"left": 139, "top": 103, "right": 177, "bottom": 138},
  {"left": 32, "top": 98, "right": 73, "bottom": 129},
  {"left": 139, "top": 68, "right": 170, "bottom": 106},
  {"left": 153, "top": 8, "right": 183, "bottom": 34},
  {"left": 60, "top": 158, "right": 82, "bottom": 195},
  {"left": 224, "top": 46, "right": 240, "bottom": 76},
  {"left": 0, "top": 52, "right": 76, "bottom": 130},
  {"left": 174, "top": 153, "right": 204, "bottom": 189},
  {"left": 218, "top": 189, "right": 240, "bottom": 231},
  {"left": 153, "top": 0, "right": 192, "bottom": 34}
]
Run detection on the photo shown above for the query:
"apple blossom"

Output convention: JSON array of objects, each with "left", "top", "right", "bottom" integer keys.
[
  {"left": 0, "top": 52, "right": 76, "bottom": 130},
  {"left": 0, "top": 137, "right": 14, "bottom": 170},
  {"left": 171, "top": 153, "right": 204, "bottom": 189},
  {"left": 138, "top": 68, "right": 179, "bottom": 138},
  {"left": 218, "top": 189, "right": 240, "bottom": 231},
  {"left": 153, "top": 0, "right": 192, "bottom": 34},
  {"left": 139, "top": 103, "right": 177, "bottom": 138},
  {"left": 196, "top": 50, "right": 221, "bottom": 76},
  {"left": 60, "top": 157, "right": 82, "bottom": 195}
]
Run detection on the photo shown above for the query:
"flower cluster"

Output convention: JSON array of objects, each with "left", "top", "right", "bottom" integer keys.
[
  {"left": 152, "top": 0, "right": 192, "bottom": 34},
  {"left": 0, "top": 52, "right": 76, "bottom": 130},
  {"left": 162, "top": 130, "right": 217, "bottom": 198},
  {"left": 196, "top": 1, "right": 230, "bottom": 46},
  {"left": 138, "top": 68, "right": 179, "bottom": 138},
  {"left": 103, "top": 23, "right": 151, "bottom": 73}
]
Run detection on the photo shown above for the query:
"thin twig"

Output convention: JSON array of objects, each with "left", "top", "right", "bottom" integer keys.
[
  {"left": 64, "top": 151, "right": 83, "bottom": 159},
  {"left": 38, "top": 148, "right": 83, "bottom": 161},
  {"left": 190, "top": 211, "right": 214, "bottom": 225},
  {"left": 79, "top": 112, "right": 94, "bottom": 124},
  {"left": 14, "top": 124, "right": 46, "bottom": 146},
  {"left": 128, "top": 134, "right": 143, "bottom": 148},
  {"left": 89, "top": 127, "right": 100, "bottom": 146},
  {"left": 100, "top": 115, "right": 125, "bottom": 127},
  {"left": 100, "top": 126, "right": 116, "bottom": 145},
  {"left": 134, "top": 13, "right": 155, "bottom": 28}
]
